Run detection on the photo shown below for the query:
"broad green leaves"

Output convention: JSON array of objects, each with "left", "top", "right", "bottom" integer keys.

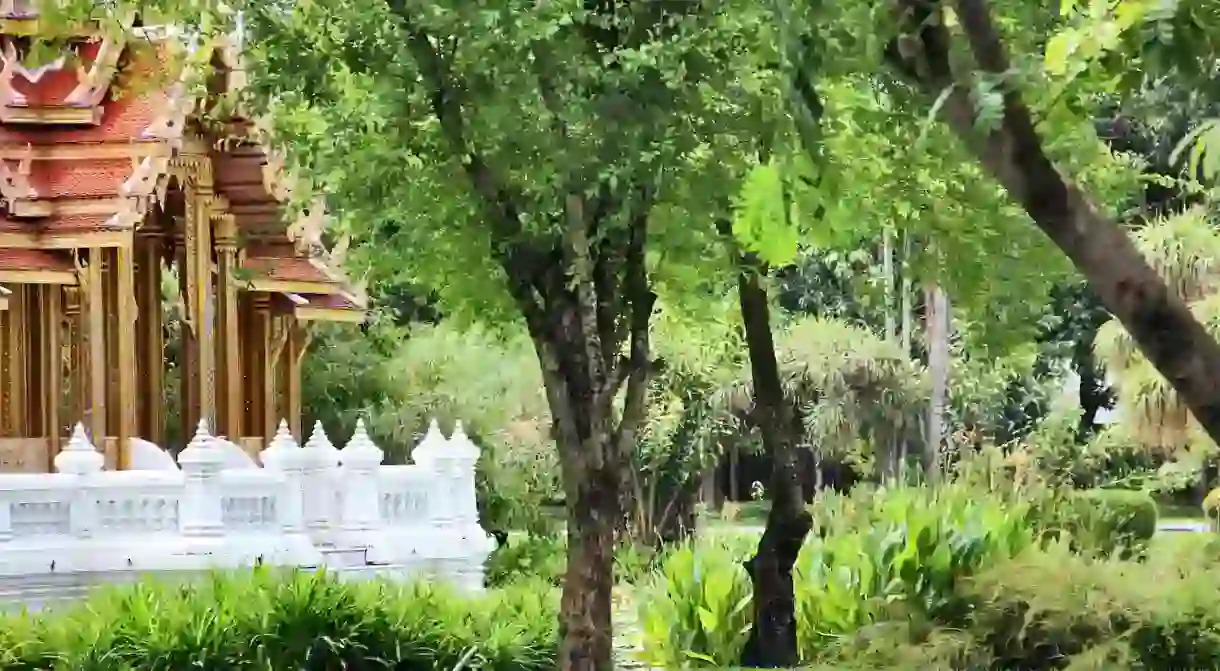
[{"left": 732, "top": 160, "right": 799, "bottom": 266}]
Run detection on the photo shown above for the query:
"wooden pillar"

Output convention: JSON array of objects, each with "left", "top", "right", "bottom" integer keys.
[
  {"left": 136, "top": 235, "right": 165, "bottom": 445},
  {"left": 181, "top": 185, "right": 216, "bottom": 432},
  {"left": 41, "top": 286, "right": 62, "bottom": 470},
  {"left": 175, "top": 231, "right": 197, "bottom": 443},
  {"left": 103, "top": 251, "right": 119, "bottom": 435},
  {"left": 214, "top": 216, "right": 242, "bottom": 439},
  {"left": 64, "top": 286, "right": 84, "bottom": 431},
  {"left": 4, "top": 286, "right": 26, "bottom": 436},
  {"left": 281, "top": 320, "right": 310, "bottom": 441},
  {"left": 24, "top": 285, "right": 41, "bottom": 438},
  {"left": 0, "top": 293, "right": 11, "bottom": 436},
  {"left": 86, "top": 248, "right": 107, "bottom": 445},
  {"left": 115, "top": 244, "right": 137, "bottom": 470},
  {"left": 239, "top": 294, "right": 260, "bottom": 439},
  {"left": 260, "top": 301, "right": 280, "bottom": 441}
]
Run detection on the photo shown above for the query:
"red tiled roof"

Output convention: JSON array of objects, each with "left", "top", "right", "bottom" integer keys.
[
  {"left": 300, "top": 293, "right": 360, "bottom": 310},
  {"left": 0, "top": 248, "right": 74, "bottom": 272},
  {"left": 0, "top": 213, "right": 118, "bottom": 233},
  {"left": 241, "top": 256, "right": 330, "bottom": 283}
]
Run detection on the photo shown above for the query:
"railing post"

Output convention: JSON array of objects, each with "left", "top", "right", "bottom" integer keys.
[
  {"left": 259, "top": 420, "right": 321, "bottom": 566},
  {"left": 260, "top": 420, "right": 307, "bottom": 536},
  {"left": 301, "top": 421, "right": 340, "bottom": 545},
  {"left": 411, "top": 419, "right": 454, "bottom": 530},
  {"left": 338, "top": 418, "right": 384, "bottom": 543},
  {"left": 178, "top": 420, "right": 226, "bottom": 540},
  {"left": 446, "top": 422, "right": 495, "bottom": 590},
  {"left": 54, "top": 423, "right": 104, "bottom": 540}
]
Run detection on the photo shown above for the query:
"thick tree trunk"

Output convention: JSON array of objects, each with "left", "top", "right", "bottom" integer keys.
[
  {"left": 554, "top": 423, "right": 619, "bottom": 671},
  {"left": 887, "top": 0, "right": 1220, "bottom": 445},
  {"left": 536, "top": 301, "right": 650, "bottom": 671},
  {"left": 735, "top": 263, "right": 812, "bottom": 669}
]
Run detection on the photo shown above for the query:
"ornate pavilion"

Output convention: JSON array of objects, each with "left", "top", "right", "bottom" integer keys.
[{"left": 0, "top": 13, "right": 365, "bottom": 471}]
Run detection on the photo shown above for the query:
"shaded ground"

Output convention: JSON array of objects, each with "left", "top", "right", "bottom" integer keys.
[{"left": 612, "top": 586, "right": 652, "bottom": 669}]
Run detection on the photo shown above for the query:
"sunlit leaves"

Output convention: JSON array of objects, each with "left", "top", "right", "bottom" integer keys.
[
  {"left": 732, "top": 160, "right": 799, "bottom": 265},
  {"left": 1170, "top": 118, "right": 1220, "bottom": 181}
]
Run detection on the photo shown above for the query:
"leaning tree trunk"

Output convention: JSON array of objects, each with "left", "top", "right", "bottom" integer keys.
[
  {"left": 885, "top": 0, "right": 1220, "bottom": 445},
  {"left": 735, "top": 261, "right": 812, "bottom": 669}
]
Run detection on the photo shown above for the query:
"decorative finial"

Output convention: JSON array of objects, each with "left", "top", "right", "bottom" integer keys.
[
  {"left": 411, "top": 417, "right": 448, "bottom": 465},
  {"left": 340, "top": 417, "right": 383, "bottom": 467},
  {"left": 65, "top": 423, "right": 92, "bottom": 452},
  {"left": 305, "top": 421, "right": 333, "bottom": 450},
  {"left": 54, "top": 423, "right": 104, "bottom": 474},
  {"left": 191, "top": 419, "right": 211, "bottom": 445},
  {"left": 448, "top": 420, "right": 480, "bottom": 459},
  {"left": 272, "top": 420, "right": 297, "bottom": 447},
  {"left": 260, "top": 419, "right": 301, "bottom": 469},
  {"left": 304, "top": 420, "right": 339, "bottom": 467}
]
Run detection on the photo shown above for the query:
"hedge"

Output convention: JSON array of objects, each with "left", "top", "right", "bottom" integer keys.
[
  {"left": 0, "top": 568, "right": 557, "bottom": 670},
  {"left": 839, "top": 543, "right": 1220, "bottom": 669},
  {"left": 1068, "top": 488, "right": 1158, "bottom": 556}
]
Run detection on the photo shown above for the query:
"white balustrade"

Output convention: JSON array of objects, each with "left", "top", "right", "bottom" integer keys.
[{"left": 0, "top": 416, "right": 493, "bottom": 609}]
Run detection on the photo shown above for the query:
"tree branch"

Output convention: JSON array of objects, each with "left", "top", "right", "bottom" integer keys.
[{"left": 387, "top": 3, "right": 555, "bottom": 335}]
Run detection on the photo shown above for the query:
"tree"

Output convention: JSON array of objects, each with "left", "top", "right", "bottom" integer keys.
[
  {"left": 236, "top": 3, "right": 763, "bottom": 668},
  {"left": 773, "top": 0, "right": 1220, "bottom": 446},
  {"left": 39, "top": 1, "right": 770, "bottom": 667}
]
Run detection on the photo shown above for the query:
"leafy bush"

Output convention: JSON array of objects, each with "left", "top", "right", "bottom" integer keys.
[
  {"left": 638, "top": 483, "right": 1034, "bottom": 667},
  {"left": 0, "top": 568, "right": 557, "bottom": 670},
  {"left": 486, "top": 533, "right": 676, "bottom": 588},
  {"left": 637, "top": 534, "right": 759, "bottom": 667},
  {"left": 486, "top": 534, "right": 568, "bottom": 587},
  {"left": 1063, "top": 489, "right": 1158, "bottom": 557},
  {"left": 836, "top": 542, "right": 1220, "bottom": 669},
  {"left": 795, "top": 483, "right": 1034, "bottom": 661}
]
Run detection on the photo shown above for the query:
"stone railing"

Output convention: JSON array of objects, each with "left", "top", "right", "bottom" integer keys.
[{"left": 0, "top": 418, "right": 494, "bottom": 608}]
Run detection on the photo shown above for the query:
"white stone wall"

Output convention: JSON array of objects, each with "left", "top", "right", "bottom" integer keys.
[{"left": 0, "top": 418, "right": 495, "bottom": 611}]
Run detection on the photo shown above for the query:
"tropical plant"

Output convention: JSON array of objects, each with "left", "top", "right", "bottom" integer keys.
[{"left": 637, "top": 534, "right": 760, "bottom": 668}]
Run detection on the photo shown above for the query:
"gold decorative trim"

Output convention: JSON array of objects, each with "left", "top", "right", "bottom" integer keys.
[
  {"left": 0, "top": 229, "right": 128, "bottom": 249},
  {"left": 0, "top": 155, "right": 36, "bottom": 202},
  {"left": 64, "top": 35, "right": 123, "bottom": 108},
  {"left": 0, "top": 268, "right": 77, "bottom": 285}
]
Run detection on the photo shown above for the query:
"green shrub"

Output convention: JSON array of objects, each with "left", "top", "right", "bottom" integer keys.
[
  {"left": 1065, "top": 489, "right": 1158, "bottom": 556},
  {"left": 0, "top": 568, "right": 557, "bottom": 670},
  {"left": 795, "top": 483, "right": 1034, "bottom": 662},
  {"left": 638, "top": 484, "right": 1034, "bottom": 667},
  {"left": 637, "top": 534, "right": 758, "bottom": 667},
  {"left": 835, "top": 543, "right": 1220, "bottom": 669},
  {"left": 486, "top": 532, "right": 678, "bottom": 588},
  {"left": 486, "top": 533, "right": 568, "bottom": 587}
]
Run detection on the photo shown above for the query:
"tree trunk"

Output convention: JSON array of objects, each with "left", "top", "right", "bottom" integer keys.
[
  {"left": 887, "top": 0, "right": 1220, "bottom": 446},
  {"left": 554, "top": 422, "right": 619, "bottom": 671},
  {"left": 735, "top": 262, "right": 812, "bottom": 669},
  {"left": 534, "top": 295, "right": 651, "bottom": 671},
  {"left": 925, "top": 283, "right": 950, "bottom": 480}
]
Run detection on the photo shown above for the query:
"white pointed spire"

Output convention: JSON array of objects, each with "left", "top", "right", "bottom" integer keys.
[
  {"left": 178, "top": 417, "right": 224, "bottom": 470},
  {"left": 448, "top": 420, "right": 480, "bottom": 460},
  {"left": 260, "top": 419, "right": 301, "bottom": 469},
  {"left": 339, "top": 418, "right": 383, "bottom": 468},
  {"left": 305, "top": 420, "right": 340, "bottom": 467},
  {"left": 411, "top": 418, "right": 447, "bottom": 465},
  {"left": 54, "top": 423, "right": 104, "bottom": 474}
]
